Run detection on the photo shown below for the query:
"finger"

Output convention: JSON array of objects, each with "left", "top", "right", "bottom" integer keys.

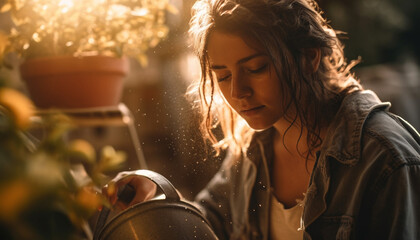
[
  {"left": 144, "top": 181, "right": 157, "bottom": 200},
  {"left": 113, "top": 171, "right": 135, "bottom": 182},
  {"left": 104, "top": 171, "right": 136, "bottom": 195},
  {"left": 128, "top": 177, "right": 157, "bottom": 205},
  {"left": 114, "top": 200, "right": 129, "bottom": 211},
  {"left": 103, "top": 173, "right": 157, "bottom": 208},
  {"left": 106, "top": 176, "right": 136, "bottom": 204}
]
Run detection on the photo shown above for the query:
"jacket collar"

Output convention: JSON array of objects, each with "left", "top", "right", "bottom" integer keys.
[
  {"left": 246, "top": 127, "right": 275, "bottom": 165},
  {"left": 321, "top": 90, "right": 390, "bottom": 165},
  {"left": 302, "top": 90, "right": 390, "bottom": 233}
]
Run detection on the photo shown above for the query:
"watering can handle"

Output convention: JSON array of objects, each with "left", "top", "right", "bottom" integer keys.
[
  {"left": 121, "top": 169, "right": 181, "bottom": 201},
  {"left": 93, "top": 170, "right": 180, "bottom": 240}
]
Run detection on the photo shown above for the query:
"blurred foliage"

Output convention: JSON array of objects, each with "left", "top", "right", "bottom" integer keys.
[
  {"left": 319, "top": 0, "right": 420, "bottom": 66},
  {"left": 0, "top": 82, "right": 126, "bottom": 240},
  {"left": 0, "top": 0, "right": 177, "bottom": 66}
]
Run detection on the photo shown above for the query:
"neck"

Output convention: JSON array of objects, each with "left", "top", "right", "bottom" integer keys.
[{"left": 272, "top": 117, "right": 324, "bottom": 160}]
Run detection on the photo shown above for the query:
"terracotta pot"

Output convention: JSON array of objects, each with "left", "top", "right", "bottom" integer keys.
[{"left": 20, "top": 55, "right": 130, "bottom": 109}]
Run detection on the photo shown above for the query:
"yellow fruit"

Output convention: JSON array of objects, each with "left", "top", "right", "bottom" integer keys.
[
  {"left": 0, "top": 87, "right": 35, "bottom": 129},
  {"left": 70, "top": 139, "right": 96, "bottom": 163},
  {"left": 76, "top": 186, "right": 102, "bottom": 211},
  {"left": 0, "top": 180, "right": 32, "bottom": 221}
]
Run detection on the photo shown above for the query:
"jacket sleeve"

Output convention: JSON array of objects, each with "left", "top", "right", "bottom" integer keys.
[
  {"left": 193, "top": 151, "right": 258, "bottom": 240},
  {"left": 364, "top": 164, "right": 420, "bottom": 239},
  {"left": 193, "top": 156, "right": 235, "bottom": 240}
]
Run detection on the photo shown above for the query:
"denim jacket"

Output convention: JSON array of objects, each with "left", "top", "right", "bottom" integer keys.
[{"left": 194, "top": 90, "right": 420, "bottom": 239}]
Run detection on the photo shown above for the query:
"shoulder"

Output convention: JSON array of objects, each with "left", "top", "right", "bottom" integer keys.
[
  {"left": 348, "top": 104, "right": 420, "bottom": 199},
  {"left": 357, "top": 110, "right": 420, "bottom": 194},
  {"left": 362, "top": 110, "right": 420, "bottom": 166},
  {"left": 321, "top": 90, "right": 390, "bottom": 164},
  {"left": 321, "top": 89, "right": 420, "bottom": 177}
]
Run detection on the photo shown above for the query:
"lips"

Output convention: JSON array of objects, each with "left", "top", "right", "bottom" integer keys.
[
  {"left": 241, "top": 105, "right": 264, "bottom": 112},
  {"left": 241, "top": 105, "right": 265, "bottom": 114}
]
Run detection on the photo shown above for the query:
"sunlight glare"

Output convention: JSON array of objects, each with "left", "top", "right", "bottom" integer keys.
[
  {"left": 59, "top": 0, "right": 74, "bottom": 13},
  {"left": 31, "top": 33, "right": 41, "bottom": 42}
]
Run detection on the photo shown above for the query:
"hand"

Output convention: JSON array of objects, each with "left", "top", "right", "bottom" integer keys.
[{"left": 102, "top": 170, "right": 157, "bottom": 211}]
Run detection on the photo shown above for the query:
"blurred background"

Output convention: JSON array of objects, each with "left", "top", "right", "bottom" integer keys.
[{"left": 1, "top": 0, "right": 419, "bottom": 200}]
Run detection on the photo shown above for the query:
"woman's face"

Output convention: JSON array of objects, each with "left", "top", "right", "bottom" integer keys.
[{"left": 207, "top": 31, "right": 288, "bottom": 130}]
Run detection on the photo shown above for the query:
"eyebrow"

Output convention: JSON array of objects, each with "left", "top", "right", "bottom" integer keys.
[{"left": 210, "top": 53, "right": 265, "bottom": 70}]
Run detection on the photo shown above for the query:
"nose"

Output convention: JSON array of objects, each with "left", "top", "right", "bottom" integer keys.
[{"left": 231, "top": 74, "right": 252, "bottom": 99}]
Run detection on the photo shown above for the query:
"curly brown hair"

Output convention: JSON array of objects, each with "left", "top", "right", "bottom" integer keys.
[{"left": 188, "top": 0, "right": 362, "bottom": 157}]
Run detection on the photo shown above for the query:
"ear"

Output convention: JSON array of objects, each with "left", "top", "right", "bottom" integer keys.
[{"left": 303, "top": 48, "right": 321, "bottom": 74}]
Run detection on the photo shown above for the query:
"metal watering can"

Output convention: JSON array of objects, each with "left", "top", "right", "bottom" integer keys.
[{"left": 93, "top": 170, "right": 219, "bottom": 240}]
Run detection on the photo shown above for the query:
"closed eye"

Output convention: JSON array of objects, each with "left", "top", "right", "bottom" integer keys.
[
  {"left": 248, "top": 64, "right": 268, "bottom": 74},
  {"left": 218, "top": 74, "right": 231, "bottom": 82}
]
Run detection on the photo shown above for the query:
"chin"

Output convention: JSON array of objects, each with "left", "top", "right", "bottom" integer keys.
[{"left": 246, "top": 121, "right": 273, "bottom": 131}]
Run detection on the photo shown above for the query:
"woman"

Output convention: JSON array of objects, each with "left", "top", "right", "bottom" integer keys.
[{"left": 103, "top": 0, "right": 420, "bottom": 239}]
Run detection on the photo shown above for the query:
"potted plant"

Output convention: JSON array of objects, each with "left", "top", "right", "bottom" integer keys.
[
  {"left": 0, "top": 79, "right": 127, "bottom": 239},
  {"left": 0, "top": 0, "right": 176, "bottom": 109}
]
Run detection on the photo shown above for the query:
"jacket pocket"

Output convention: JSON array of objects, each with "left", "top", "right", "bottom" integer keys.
[{"left": 308, "top": 215, "right": 354, "bottom": 240}]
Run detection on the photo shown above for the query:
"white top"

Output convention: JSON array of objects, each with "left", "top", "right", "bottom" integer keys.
[{"left": 269, "top": 193, "right": 304, "bottom": 240}]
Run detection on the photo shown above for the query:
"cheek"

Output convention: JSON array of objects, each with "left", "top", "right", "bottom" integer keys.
[
  {"left": 216, "top": 82, "right": 231, "bottom": 101},
  {"left": 257, "top": 75, "right": 287, "bottom": 112},
  {"left": 216, "top": 84, "right": 240, "bottom": 110}
]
